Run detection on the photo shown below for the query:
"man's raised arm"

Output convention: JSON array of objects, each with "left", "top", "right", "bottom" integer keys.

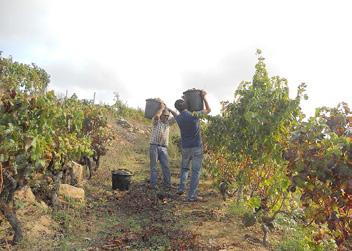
[
  {"left": 201, "top": 90, "right": 211, "bottom": 115},
  {"left": 153, "top": 102, "right": 166, "bottom": 124}
]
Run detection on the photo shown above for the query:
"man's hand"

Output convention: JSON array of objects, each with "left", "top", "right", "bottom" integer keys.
[{"left": 201, "top": 90, "right": 207, "bottom": 97}]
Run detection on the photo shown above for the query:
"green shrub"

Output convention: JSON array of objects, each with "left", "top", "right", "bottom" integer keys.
[
  {"left": 275, "top": 226, "right": 337, "bottom": 251},
  {"left": 227, "top": 201, "right": 250, "bottom": 216}
]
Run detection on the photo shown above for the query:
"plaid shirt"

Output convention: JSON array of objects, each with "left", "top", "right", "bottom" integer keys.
[{"left": 150, "top": 118, "right": 176, "bottom": 146}]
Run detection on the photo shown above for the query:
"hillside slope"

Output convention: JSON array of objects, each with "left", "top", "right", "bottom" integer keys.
[{"left": 1, "top": 116, "right": 278, "bottom": 251}]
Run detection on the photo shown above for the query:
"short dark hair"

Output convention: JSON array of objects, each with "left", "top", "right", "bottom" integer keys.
[{"left": 174, "top": 99, "right": 186, "bottom": 112}]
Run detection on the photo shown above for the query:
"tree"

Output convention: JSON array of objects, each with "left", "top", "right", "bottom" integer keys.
[{"left": 204, "top": 50, "right": 307, "bottom": 245}]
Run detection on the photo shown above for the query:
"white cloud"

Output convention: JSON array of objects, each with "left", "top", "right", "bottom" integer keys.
[{"left": 1, "top": 0, "right": 351, "bottom": 116}]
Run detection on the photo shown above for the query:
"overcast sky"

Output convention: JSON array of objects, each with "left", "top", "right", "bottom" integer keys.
[{"left": 1, "top": 0, "right": 351, "bottom": 116}]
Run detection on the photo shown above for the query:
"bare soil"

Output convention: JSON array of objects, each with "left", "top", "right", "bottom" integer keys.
[{"left": 0, "top": 117, "right": 280, "bottom": 250}]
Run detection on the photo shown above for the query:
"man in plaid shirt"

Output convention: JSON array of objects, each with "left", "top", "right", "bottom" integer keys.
[{"left": 149, "top": 102, "right": 176, "bottom": 189}]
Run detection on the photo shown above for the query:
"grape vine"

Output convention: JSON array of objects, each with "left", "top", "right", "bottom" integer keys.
[
  {"left": 0, "top": 54, "right": 113, "bottom": 243},
  {"left": 203, "top": 50, "right": 351, "bottom": 247}
]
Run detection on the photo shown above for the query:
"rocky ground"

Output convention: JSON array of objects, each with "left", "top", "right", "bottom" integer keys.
[{"left": 0, "top": 116, "right": 281, "bottom": 251}]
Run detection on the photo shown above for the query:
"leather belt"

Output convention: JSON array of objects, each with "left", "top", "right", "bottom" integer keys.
[{"left": 150, "top": 143, "right": 167, "bottom": 148}]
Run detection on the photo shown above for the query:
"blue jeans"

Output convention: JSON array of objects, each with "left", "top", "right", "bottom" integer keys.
[
  {"left": 178, "top": 146, "right": 203, "bottom": 200},
  {"left": 149, "top": 144, "right": 171, "bottom": 188}
]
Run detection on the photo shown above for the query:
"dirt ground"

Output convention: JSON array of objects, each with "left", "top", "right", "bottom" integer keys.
[{"left": 0, "top": 117, "right": 281, "bottom": 251}]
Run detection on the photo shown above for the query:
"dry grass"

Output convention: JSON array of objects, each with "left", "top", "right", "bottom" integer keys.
[{"left": 0, "top": 115, "right": 281, "bottom": 251}]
